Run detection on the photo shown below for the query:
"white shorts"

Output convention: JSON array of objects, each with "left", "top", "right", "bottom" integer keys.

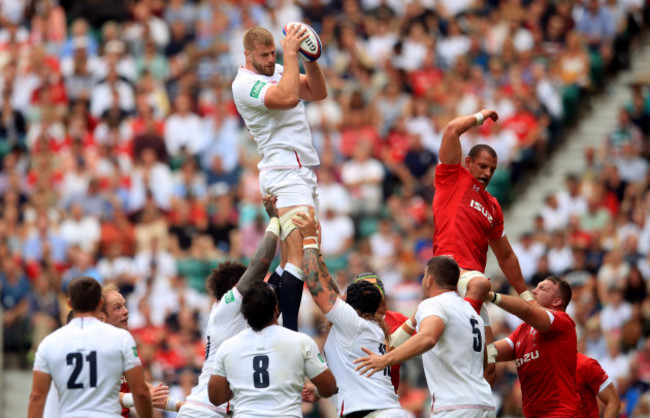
[
  {"left": 458, "top": 270, "right": 491, "bottom": 327},
  {"left": 365, "top": 408, "right": 409, "bottom": 417},
  {"left": 259, "top": 166, "right": 319, "bottom": 211},
  {"left": 431, "top": 408, "right": 496, "bottom": 417},
  {"left": 177, "top": 402, "right": 228, "bottom": 418}
]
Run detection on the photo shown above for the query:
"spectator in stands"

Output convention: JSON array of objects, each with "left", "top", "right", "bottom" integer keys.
[
  {"left": 164, "top": 93, "right": 204, "bottom": 161},
  {"left": 341, "top": 140, "right": 384, "bottom": 217},
  {"left": 607, "top": 108, "right": 644, "bottom": 156}
]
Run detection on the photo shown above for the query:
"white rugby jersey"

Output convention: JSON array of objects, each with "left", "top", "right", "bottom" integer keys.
[
  {"left": 182, "top": 287, "right": 248, "bottom": 416},
  {"left": 33, "top": 316, "right": 141, "bottom": 417},
  {"left": 212, "top": 324, "right": 329, "bottom": 417},
  {"left": 232, "top": 64, "right": 319, "bottom": 169},
  {"left": 415, "top": 292, "right": 495, "bottom": 414},
  {"left": 324, "top": 299, "right": 400, "bottom": 416}
]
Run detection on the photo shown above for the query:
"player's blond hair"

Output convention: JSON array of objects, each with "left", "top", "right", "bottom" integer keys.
[{"left": 243, "top": 27, "right": 274, "bottom": 51}]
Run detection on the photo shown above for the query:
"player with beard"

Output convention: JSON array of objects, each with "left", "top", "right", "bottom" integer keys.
[{"left": 232, "top": 25, "right": 327, "bottom": 332}]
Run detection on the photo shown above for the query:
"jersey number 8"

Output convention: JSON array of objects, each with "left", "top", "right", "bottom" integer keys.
[{"left": 252, "top": 355, "right": 270, "bottom": 388}]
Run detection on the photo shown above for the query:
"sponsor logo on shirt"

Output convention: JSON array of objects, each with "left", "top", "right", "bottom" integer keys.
[
  {"left": 472, "top": 185, "right": 481, "bottom": 192},
  {"left": 250, "top": 81, "right": 266, "bottom": 98},
  {"left": 225, "top": 290, "right": 235, "bottom": 304},
  {"left": 515, "top": 350, "right": 539, "bottom": 367},
  {"left": 469, "top": 200, "right": 493, "bottom": 224}
]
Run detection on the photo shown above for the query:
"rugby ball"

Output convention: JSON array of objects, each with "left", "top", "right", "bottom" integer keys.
[{"left": 281, "top": 22, "right": 322, "bottom": 62}]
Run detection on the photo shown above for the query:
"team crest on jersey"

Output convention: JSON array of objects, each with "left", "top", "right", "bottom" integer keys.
[
  {"left": 250, "top": 81, "right": 266, "bottom": 98},
  {"left": 472, "top": 184, "right": 481, "bottom": 192},
  {"left": 132, "top": 346, "right": 138, "bottom": 357},
  {"left": 225, "top": 290, "right": 235, "bottom": 304}
]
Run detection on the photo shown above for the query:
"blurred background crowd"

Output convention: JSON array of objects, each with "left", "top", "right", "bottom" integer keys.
[{"left": 0, "top": 0, "right": 649, "bottom": 416}]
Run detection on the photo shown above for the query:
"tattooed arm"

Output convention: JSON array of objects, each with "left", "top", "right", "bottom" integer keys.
[
  {"left": 236, "top": 196, "right": 280, "bottom": 295},
  {"left": 293, "top": 208, "right": 340, "bottom": 314}
]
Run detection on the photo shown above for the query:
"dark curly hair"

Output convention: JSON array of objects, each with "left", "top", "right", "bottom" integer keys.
[
  {"left": 241, "top": 281, "right": 278, "bottom": 331},
  {"left": 346, "top": 281, "right": 389, "bottom": 341},
  {"left": 207, "top": 261, "right": 247, "bottom": 300}
]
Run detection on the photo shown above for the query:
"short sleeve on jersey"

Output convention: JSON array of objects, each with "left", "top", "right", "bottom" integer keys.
[
  {"left": 212, "top": 343, "right": 228, "bottom": 378},
  {"left": 33, "top": 343, "right": 50, "bottom": 374},
  {"left": 121, "top": 331, "right": 142, "bottom": 372},
  {"left": 325, "top": 298, "right": 363, "bottom": 345},
  {"left": 415, "top": 298, "right": 448, "bottom": 329},
  {"left": 434, "top": 163, "right": 462, "bottom": 189},
  {"left": 582, "top": 356, "right": 610, "bottom": 394},
  {"left": 303, "top": 336, "right": 329, "bottom": 380},
  {"left": 233, "top": 77, "right": 272, "bottom": 111}
]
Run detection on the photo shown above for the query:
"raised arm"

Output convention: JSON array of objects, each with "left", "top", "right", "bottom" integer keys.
[
  {"left": 264, "top": 25, "right": 309, "bottom": 109},
  {"left": 299, "top": 61, "right": 327, "bottom": 101},
  {"left": 487, "top": 292, "right": 552, "bottom": 333},
  {"left": 292, "top": 208, "right": 339, "bottom": 314},
  {"left": 439, "top": 109, "right": 498, "bottom": 165},
  {"left": 236, "top": 196, "right": 280, "bottom": 295},
  {"left": 488, "top": 235, "right": 530, "bottom": 296}
]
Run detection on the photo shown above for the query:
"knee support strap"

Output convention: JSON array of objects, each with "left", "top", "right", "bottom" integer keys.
[{"left": 279, "top": 205, "right": 311, "bottom": 241}]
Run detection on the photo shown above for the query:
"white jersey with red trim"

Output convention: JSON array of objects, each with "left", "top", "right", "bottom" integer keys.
[
  {"left": 232, "top": 64, "right": 319, "bottom": 169},
  {"left": 180, "top": 287, "right": 248, "bottom": 417},
  {"left": 33, "top": 316, "right": 142, "bottom": 417},
  {"left": 415, "top": 292, "right": 495, "bottom": 414}
]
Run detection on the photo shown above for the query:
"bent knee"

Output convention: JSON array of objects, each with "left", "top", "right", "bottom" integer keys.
[{"left": 466, "top": 275, "right": 492, "bottom": 298}]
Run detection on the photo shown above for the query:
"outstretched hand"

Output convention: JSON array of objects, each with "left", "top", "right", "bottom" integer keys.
[
  {"left": 149, "top": 382, "right": 170, "bottom": 409},
  {"left": 263, "top": 194, "right": 278, "bottom": 219},
  {"left": 353, "top": 347, "right": 388, "bottom": 378},
  {"left": 291, "top": 207, "right": 319, "bottom": 238}
]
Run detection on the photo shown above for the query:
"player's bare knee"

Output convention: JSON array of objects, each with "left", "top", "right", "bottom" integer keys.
[{"left": 467, "top": 276, "right": 492, "bottom": 299}]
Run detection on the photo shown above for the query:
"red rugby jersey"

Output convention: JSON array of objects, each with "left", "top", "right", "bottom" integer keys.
[
  {"left": 507, "top": 310, "right": 580, "bottom": 418},
  {"left": 576, "top": 352, "right": 611, "bottom": 418},
  {"left": 432, "top": 164, "right": 504, "bottom": 272}
]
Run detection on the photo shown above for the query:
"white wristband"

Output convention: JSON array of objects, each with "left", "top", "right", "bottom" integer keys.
[
  {"left": 520, "top": 290, "right": 534, "bottom": 302},
  {"left": 490, "top": 292, "right": 502, "bottom": 305},
  {"left": 487, "top": 343, "right": 497, "bottom": 364},
  {"left": 474, "top": 112, "right": 484, "bottom": 126},
  {"left": 166, "top": 397, "right": 180, "bottom": 411},
  {"left": 122, "top": 393, "right": 134, "bottom": 408}
]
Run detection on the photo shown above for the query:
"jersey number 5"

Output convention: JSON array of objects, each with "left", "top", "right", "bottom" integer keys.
[
  {"left": 67, "top": 351, "right": 98, "bottom": 389},
  {"left": 469, "top": 319, "right": 482, "bottom": 353},
  {"left": 252, "top": 355, "right": 270, "bottom": 388}
]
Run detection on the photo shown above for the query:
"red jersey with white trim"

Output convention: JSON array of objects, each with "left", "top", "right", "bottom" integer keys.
[
  {"left": 576, "top": 352, "right": 611, "bottom": 418},
  {"left": 433, "top": 163, "right": 504, "bottom": 272},
  {"left": 384, "top": 310, "right": 409, "bottom": 392},
  {"left": 507, "top": 310, "right": 580, "bottom": 418}
]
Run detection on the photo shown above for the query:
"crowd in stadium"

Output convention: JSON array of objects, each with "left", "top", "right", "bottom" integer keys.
[{"left": 2, "top": 0, "right": 650, "bottom": 416}]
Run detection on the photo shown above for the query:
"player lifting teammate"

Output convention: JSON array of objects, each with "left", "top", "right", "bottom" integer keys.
[
  {"left": 208, "top": 281, "right": 337, "bottom": 416},
  {"left": 293, "top": 209, "right": 407, "bottom": 418},
  {"left": 232, "top": 25, "right": 327, "bottom": 331},
  {"left": 178, "top": 196, "right": 281, "bottom": 417},
  {"left": 355, "top": 257, "right": 496, "bottom": 417},
  {"left": 432, "top": 109, "right": 531, "bottom": 382}
]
